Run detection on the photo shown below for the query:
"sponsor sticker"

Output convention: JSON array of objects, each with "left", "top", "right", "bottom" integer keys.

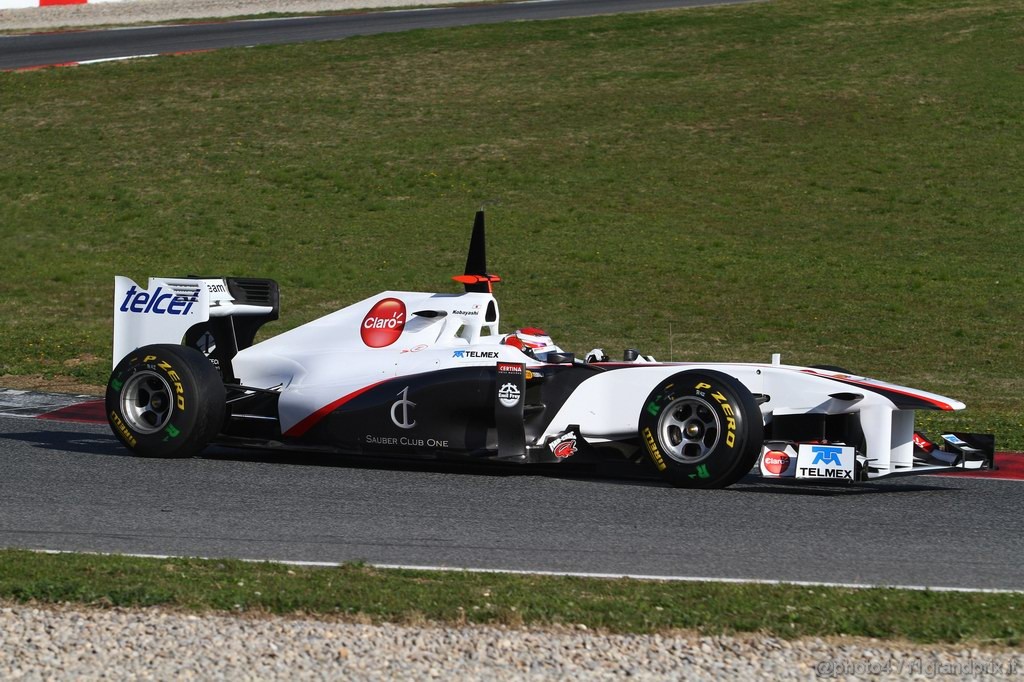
[
  {"left": 795, "top": 444, "right": 855, "bottom": 480},
  {"left": 361, "top": 298, "right": 406, "bottom": 348},
  {"left": 195, "top": 331, "right": 217, "bottom": 355},
  {"left": 497, "top": 382, "right": 521, "bottom": 408},
  {"left": 365, "top": 434, "right": 450, "bottom": 448},
  {"left": 763, "top": 450, "right": 790, "bottom": 475},
  {"left": 759, "top": 443, "right": 797, "bottom": 477},
  {"left": 548, "top": 432, "right": 578, "bottom": 459},
  {"left": 390, "top": 386, "right": 416, "bottom": 430},
  {"left": 913, "top": 431, "right": 935, "bottom": 453},
  {"left": 497, "top": 362, "right": 524, "bottom": 375},
  {"left": 453, "top": 350, "right": 499, "bottom": 359},
  {"left": 119, "top": 285, "right": 198, "bottom": 316}
]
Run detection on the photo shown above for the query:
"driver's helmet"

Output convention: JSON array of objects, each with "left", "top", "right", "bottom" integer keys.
[{"left": 501, "top": 327, "right": 563, "bottom": 359}]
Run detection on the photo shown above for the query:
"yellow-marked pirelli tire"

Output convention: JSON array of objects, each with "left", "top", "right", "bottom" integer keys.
[
  {"left": 638, "top": 369, "right": 763, "bottom": 489},
  {"left": 106, "top": 344, "right": 225, "bottom": 458}
]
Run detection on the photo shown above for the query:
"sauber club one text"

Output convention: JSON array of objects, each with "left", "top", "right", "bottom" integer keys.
[{"left": 365, "top": 435, "right": 450, "bottom": 447}]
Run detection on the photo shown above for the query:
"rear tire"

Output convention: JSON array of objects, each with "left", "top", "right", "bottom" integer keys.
[
  {"left": 638, "top": 369, "right": 763, "bottom": 488},
  {"left": 106, "top": 344, "right": 225, "bottom": 457}
]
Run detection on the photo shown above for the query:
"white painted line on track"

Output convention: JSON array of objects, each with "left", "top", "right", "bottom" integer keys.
[
  {"left": 77, "top": 53, "right": 157, "bottom": 64},
  {"left": 25, "top": 548, "right": 1024, "bottom": 594}
]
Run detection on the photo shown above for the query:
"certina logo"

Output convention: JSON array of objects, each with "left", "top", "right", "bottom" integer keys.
[
  {"left": 497, "top": 363, "right": 523, "bottom": 375},
  {"left": 119, "top": 285, "right": 197, "bottom": 316},
  {"left": 453, "top": 350, "right": 499, "bottom": 359},
  {"left": 763, "top": 450, "right": 790, "bottom": 475},
  {"left": 498, "top": 382, "right": 521, "bottom": 408},
  {"left": 361, "top": 298, "right": 406, "bottom": 348}
]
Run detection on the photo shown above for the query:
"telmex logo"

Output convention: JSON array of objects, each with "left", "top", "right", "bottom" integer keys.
[
  {"left": 453, "top": 350, "right": 499, "bottom": 359},
  {"left": 811, "top": 446, "right": 845, "bottom": 466},
  {"left": 361, "top": 298, "right": 406, "bottom": 348},
  {"left": 119, "top": 285, "right": 197, "bottom": 316}
]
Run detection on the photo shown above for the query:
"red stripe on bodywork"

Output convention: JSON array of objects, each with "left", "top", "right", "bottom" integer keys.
[
  {"left": 284, "top": 381, "right": 388, "bottom": 438},
  {"left": 800, "top": 370, "right": 956, "bottom": 411},
  {"left": 39, "top": 0, "right": 88, "bottom": 5}
]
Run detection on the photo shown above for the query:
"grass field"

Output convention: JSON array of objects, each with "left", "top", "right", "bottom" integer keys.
[
  {"left": 1, "top": 550, "right": 1021, "bottom": 644},
  {"left": 1, "top": 0, "right": 1022, "bottom": 444}
]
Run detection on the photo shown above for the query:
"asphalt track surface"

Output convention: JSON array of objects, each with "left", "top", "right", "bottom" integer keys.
[
  {"left": 0, "top": 0, "right": 755, "bottom": 71},
  {"left": 2, "top": 414, "right": 1023, "bottom": 591}
]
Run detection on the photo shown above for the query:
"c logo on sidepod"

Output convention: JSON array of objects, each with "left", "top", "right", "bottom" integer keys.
[{"left": 361, "top": 298, "right": 406, "bottom": 348}]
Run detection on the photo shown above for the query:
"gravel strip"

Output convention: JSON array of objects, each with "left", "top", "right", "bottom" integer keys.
[
  {"left": 0, "top": 0, "right": 489, "bottom": 31},
  {"left": 1, "top": 602, "right": 1022, "bottom": 680}
]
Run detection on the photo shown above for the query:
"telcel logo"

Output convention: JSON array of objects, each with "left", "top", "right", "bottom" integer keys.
[
  {"left": 361, "top": 298, "right": 406, "bottom": 348},
  {"left": 119, "top": 285, "right": 197, "bottom": 316}
]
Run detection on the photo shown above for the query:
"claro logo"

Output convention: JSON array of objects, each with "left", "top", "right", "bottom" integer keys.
[
  {"left": 360, "top": 298, "right": 406, "bottom": 348},
  {"left": 763, "top": 450, "right": 790, "bottom": 475}
]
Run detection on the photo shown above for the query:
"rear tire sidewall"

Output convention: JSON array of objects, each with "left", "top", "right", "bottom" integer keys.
[
  {"left": 638, "top": 369, "right": 763, "bottom": 488},
  {"left": 106, "top": 344, "right": 225, "bottom": 458}
]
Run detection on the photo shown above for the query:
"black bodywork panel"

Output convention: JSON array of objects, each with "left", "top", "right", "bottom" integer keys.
[{"left": 219, "top": 363, "right": 609, "bottom": 462}]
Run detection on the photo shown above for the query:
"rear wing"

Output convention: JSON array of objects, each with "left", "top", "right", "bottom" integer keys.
[{"left": 113, "top": 276, "right": 279, "bottom": 381}]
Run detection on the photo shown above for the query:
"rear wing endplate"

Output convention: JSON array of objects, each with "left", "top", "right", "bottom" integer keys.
[{"left": 113, "top": 276, "right": 278, "bottom": 373}]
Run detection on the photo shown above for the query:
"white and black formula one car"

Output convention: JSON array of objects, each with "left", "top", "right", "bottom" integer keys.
[{"left": 106, "top": 212, "right": 994, "bottom": 488}]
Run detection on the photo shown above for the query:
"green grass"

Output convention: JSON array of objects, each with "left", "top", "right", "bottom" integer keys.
[
  {"left": 1, "top": 0, "right": 1023, "bottom": 445},
  {"left": 0, "top": 550, "right": 1021, "bottom": 644}
]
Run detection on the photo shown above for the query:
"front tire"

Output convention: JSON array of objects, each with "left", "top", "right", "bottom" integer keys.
[
  {"left": 106, "top": 344, "right": 225, "bottom": 457},
  {"left": 638, "top": 369, "right": 763, "bottom": 488}
]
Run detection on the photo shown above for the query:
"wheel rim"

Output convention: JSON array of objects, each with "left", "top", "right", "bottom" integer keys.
[
  {"left": 657, "top": 396, "right": 721, "bottom": 464},
  {"left": 120, "top": 371, "right": 174, "bottom": 434}
]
